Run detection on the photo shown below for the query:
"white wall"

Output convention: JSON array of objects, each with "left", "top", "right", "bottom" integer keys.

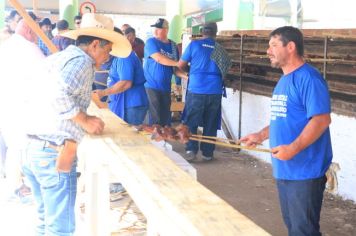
[{"left": 222, "top": 88, "right": 356, "bottom": 202}]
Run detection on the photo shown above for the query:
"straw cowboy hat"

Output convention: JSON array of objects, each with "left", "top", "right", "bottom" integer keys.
[{"left": 61, "top": 13, "right": 131, "bottom": 57}]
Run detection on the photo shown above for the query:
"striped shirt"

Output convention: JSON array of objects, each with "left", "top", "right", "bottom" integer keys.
[{"left": 34, "top": 45, "right": 95, "bottom": 145}]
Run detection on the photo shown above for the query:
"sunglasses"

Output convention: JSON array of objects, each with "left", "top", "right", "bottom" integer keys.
[{"left": 75, "top": 21, "right": 81, "bottom": 24}]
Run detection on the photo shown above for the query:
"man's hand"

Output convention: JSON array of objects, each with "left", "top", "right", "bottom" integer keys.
[
  {"left": 238, "top": 126, "right": 269, "bottom": 147},
  {"left": 271, "top": 144, "right": 299, "bottom": 161},
  {"left": 238, "top": 132, "right": 264, "bottom": 147},
  {"left": 93, "top": 89, "right": 105, "bottom": 99},
  {"left": 56, "top": 139, "right": 77, "bottom": 173},
  {"left": 72, "top": 112, "right": 105, "bottom": 135},
  {"left": 82, "top": 115, "right": 105, "bottom": 135}
]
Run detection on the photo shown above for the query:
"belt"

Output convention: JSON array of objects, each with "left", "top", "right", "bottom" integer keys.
[{"left": 27, "top": 135, "right": 64, "bottom": 152}]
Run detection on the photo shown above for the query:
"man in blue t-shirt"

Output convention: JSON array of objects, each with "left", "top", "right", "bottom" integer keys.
[
  {"left": 94, "top": 50, "right": 148, "bottom": 125},
  {"left": 240, "top": 26, "right": 333, "bottom": 236},
  {"left": 143, "top": 18, "right": 186, "bottom": 126},
  {"left": 178, "top": 22, "right": 230, "bottom": 162}
]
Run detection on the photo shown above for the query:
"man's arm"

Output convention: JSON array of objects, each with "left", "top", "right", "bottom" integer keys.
[
  {"left": 174, "top": 68, "right": 188, "bottom": 80},
  {"left": 177, "top": 59, "right": 189, "bottom": 72},
  {"left": 272, "top": 113, "right": 331, "bottom": 160},
  {"left": 239, "top": 126, "right": 269, "bottom": 147},
  {"left": 150, "top": 52, "right": 178, "bottom": 67},
  {"left": 94, "top": 80, "right": 133, "bottom": 98}
]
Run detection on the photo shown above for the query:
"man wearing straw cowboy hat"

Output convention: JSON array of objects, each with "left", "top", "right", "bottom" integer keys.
[{"left": 22, "top": 13, "right": 131, "bottom": 236}]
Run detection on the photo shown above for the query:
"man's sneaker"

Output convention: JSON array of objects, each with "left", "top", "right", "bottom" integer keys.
[
  {"left": 110, "top": 183, "right": 125, "bottom": 194},
  {"left": 14, "top": 184, "right": 33, "bottom": 204},
  {"left": 202, "top": 155, "right": 214, "bottom": 161},
  {"left": 184, "top": 151, "right": 197, "bottom": 162},
  {"left": 109, "top": 183, "right": 126, "bottom": 202}
]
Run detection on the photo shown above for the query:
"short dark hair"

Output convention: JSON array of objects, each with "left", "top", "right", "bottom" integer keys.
[
  {"left": 74, "top": 15, "right": 82, "bottom": 21},
  {"left": 269, "top": 26, "right": 304, "bottom": 56},
  {"left": 124, "top": 27, "right": 136, "bottom": 35},
  {"left": 9, "top": 10, "right": 19, "bottom": 19},
  {"left": 5, "top": 10, "right": 20, "bottom": 23},
  {"left": 202, "top": 22, "right": 217, "bottom": 37},
  {"left": 28, "top": 11, "right": 39, "bottom": 21},
  {"left": 76, "top": 36, "right": 110, "bottom": 47},
  {"left": 56, "top": 19, "right": 69, "bottom": 31}
]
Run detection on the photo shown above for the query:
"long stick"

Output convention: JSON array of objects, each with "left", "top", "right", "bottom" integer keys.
[
  {"left": 136, "top": 129, "right": 270, "bottom": 153},
  {"left": 95, "top": 70, "right": 109, "bottom": 74},
  {"left": 93, "top": 80, "right": 107, "bottom": 87},
  {"left": 191, "top": 134, "right": 237, "bottom": 143},
  {"left": 189, "top": 137, "right": 271, "bottom": 153},
  {"left": 8, "top": 0, "right": 58, "bottom": 54}
]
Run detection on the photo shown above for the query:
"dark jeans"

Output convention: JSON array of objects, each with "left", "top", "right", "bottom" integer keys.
[
  {"left": 184, "top": 92, "right": 222, "bottom": 157},
  {"left": 276, "top": 176, "right": 327, "bottom": 236},
  {"left": 145, "top": 88, "right": 171, "bottom": 126}
]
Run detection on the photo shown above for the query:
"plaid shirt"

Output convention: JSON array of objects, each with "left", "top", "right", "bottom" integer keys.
[
  {"left": 38, "top": 38, "right": 50, "bottom": 56},
  {"left": 210, "top": 41, "right": 231, "bottom": 78},
  {"left": 35, "top": 45, "right": 95, "bottom": 145}
]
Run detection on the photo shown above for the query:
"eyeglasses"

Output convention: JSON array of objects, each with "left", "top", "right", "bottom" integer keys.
[{"left": 75, "top": 21, "right": 81, "bottom": 25}]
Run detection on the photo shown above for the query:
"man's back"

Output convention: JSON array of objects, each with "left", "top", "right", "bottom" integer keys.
[
  {"left": 0, "top": 34, "right": 45, "bottom": 145},
  {"left": 182, "top": 37, "right": 222, "bottom": 94}
]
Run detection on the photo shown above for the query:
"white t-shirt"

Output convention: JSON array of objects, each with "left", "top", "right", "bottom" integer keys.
[{"left": 0, "top": 34, "right": 54, "bottom": 147}]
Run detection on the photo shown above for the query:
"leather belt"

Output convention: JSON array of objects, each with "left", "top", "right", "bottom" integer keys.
[{"left": 27, "top": 135, "right": 64, "bottom": 152}]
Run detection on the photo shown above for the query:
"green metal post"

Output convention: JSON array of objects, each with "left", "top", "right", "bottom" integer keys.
[
  {"left": 60, "top": 0, "right": 78, "bottom": 30},
  {"left": 0, "top": 0, "right": 5, "bottom": 29},
  {"left": 237, "top": 1, "right": 254, "bottom": 30},
  {"left": 167, "top": 0, "right": 184, "bottom": 43}
]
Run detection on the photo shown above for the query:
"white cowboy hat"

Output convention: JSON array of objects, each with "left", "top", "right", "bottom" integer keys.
[{"left": 61, "top": 13, "right": 131, "bottom": 57}]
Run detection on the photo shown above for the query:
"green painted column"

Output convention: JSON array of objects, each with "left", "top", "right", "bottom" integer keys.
[
  {"left": 0, "top": 0, "right": 5, "bottom": 29},
  {"left": 237, "top": 1, "right": 254, "bottom": 30},
  {"left": 59, "top": 0, "right": 78, "bottom": 30},
  {"left": 73, "top": 0, "right": 79, "bottom": 18},
  {"left": 167, "top": 0, "right": 185, "bottom": 43},
  {"left": 168, "top": 15, "right": 184, "bottom": 43},
  {"left": 220, "top": 0, "right": 254, "bottom": 30}
]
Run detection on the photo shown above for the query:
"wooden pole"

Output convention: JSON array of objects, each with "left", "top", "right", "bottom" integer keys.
[
  {"left": 32, "top": 0, "right": 38, "bottom": 16},
  {"left": 189, "top": 137, "right": 271, "bottom": 153},
  {"left": 7, "top": 0, "right": 58, "bottom": 54}
]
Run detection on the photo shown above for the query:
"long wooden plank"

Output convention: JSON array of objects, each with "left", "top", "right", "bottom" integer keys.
[
  {"left": 79, "top": 103, "right": 271, "bottom": 236},
  {"left": 8, "top": 0, "right": 58, "bottom": 54}
]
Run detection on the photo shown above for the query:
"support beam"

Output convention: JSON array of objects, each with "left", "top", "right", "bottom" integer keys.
[
  {"left": 0, "top": 0, "right": 5, "bottom": 29},
  {"left": 166, "top": 0, "right": 184, "bottom": 43},
  {"left": 60, "top": 0, "right": 78, "bottom": 30}
]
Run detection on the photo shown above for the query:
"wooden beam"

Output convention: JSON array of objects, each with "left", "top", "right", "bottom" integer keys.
[
  {"left": 79, "top": 103, "right": 271, "bottom": 236},
  {"left": 8, "top": 0, "right": 58, "bottom": 54}
]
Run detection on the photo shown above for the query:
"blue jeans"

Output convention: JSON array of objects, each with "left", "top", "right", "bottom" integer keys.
[
  {"left": 276, "top": 176, "right": 327, "bottom": 236},
  {"left": 0, "top": 132, "right": 7, "bottom": 177},
  {"left": 22, "top": 140, "right": 77, "bottom": 236},
  {"left": 145, "top": 88, "right": 171, "bottom": 126},
  {"left": 125, "top": 106, "right": 148, "bottom": 125},
  {"left": 184, "top": 92, "right": 222, "bottom": 157}
]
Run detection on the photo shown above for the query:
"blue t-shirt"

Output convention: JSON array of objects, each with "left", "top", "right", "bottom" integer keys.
[
  {"left": 108, "top": 51, "right": 148, "bottom": 119},
  {"left": 144, "top": 37, "right": 175, "bottom": 92},
  {"left": 269, "top": 63, "right": 333, "bottom": 180},
  {"left": 181, "top": 37, "right": 222, "bottom": 94}
]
